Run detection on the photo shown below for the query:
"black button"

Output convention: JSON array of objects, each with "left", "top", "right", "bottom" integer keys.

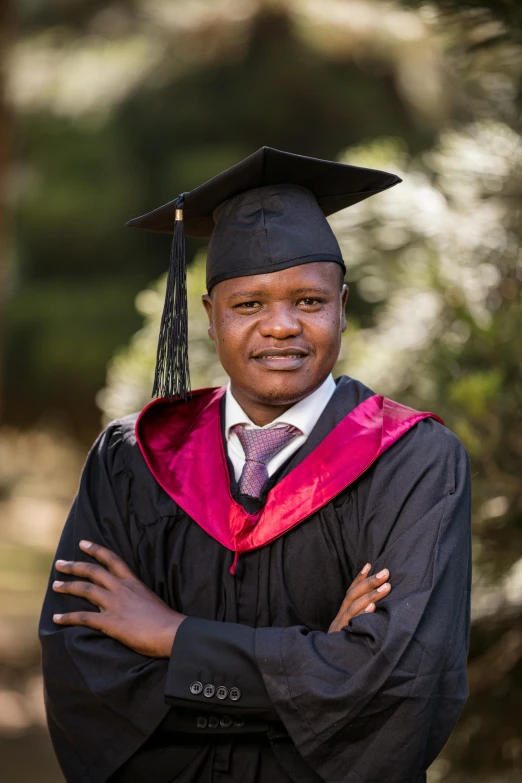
[
  {"left": 196, "top": 716, "right": 208, "bottom": 729},
  {"left": 190, "top": 681, "right": 203, "bottom": 695},
  {"left": 208, "top": 716, "right": 219, "bottom": 728},
  {"left": 203, "top": 684, "right": 216, "bottom": 698},
  {"left": 216, "top": 686, "right": 228, "bottom": 700},
  {"left": 229, "top": 686, "right": 241, "bottom": 701},
  {"left": 220, "top": 715, "right": 232, "bottom": 728},
  {"left": 233, "top": 716, "right": 245, "bottom": 728}
]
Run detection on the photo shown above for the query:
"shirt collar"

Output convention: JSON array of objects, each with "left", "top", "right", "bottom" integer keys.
[{"left": 225, "top": 374, "right": 336, "bottom": 440}]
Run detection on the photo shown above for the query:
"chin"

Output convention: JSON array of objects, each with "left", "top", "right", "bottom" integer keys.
[{"left": 248, "top": 376, "right": 318, "bottom": 407}]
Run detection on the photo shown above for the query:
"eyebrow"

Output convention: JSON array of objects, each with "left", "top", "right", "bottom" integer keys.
[
  {"left": 291, "top": 287, "right": 331, "bottom": 296},
  {"left": 228, "top": 290, "right": 265, "bottom": 299},
  {"left": 228, "top": 287, "right": 331, "bottom": 300}
]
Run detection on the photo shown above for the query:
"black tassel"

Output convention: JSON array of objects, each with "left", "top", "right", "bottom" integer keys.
[{"left": 152, "top": 192, "right": 191, "bottom": 401}]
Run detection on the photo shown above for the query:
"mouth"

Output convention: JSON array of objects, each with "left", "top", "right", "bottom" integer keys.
[{"left": 250, "top": 347, "right": 310, "bottom": 370}]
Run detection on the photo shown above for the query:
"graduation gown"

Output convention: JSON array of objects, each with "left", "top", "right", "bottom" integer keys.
[{"left": 39, "top": 376, "right": 472, "bottom": 783}]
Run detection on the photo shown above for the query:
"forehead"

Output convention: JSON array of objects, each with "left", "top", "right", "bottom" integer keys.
[{"left": 210, "top": 261, "right": 342, "bottom": 299}]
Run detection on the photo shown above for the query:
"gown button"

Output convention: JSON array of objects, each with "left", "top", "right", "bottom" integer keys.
[
  {"left": 203, "top": 683, "right": 216, "bottom": 698},
  {"left": 229, "top": 686, "right": 241, "bottom": 701},
  {"left": 216, "top": 686, "right": 228, "bottom": 700},
  {"left": 190, "top": 681, "right": 203, "bottom": 695},
  {"left": 233, "top": 716, "right": 245, "bottom": 728},
  {"left": 220, "top": 715, "right": 233, "bottom": 728},
  {"left": 208, "top": 716, "right": 219, "bottom": 728},
  {"left": 196, "top": 716, "right": 208, "bottom": 729}
]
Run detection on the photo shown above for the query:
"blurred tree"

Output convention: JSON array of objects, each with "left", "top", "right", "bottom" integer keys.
[
  {"left": 333, "top": 127, "right": 522, "bottom": 782},
  {"left": 4, "top": 0, "right": 452, "bottom": 439},
  {"left": 96, "top": 249, "right": 226, "bottom": 422},
  {"left": 403, "top": 0, "right": 522, "bottom": 43},
  {"left": 401, "top": 0, "right": 522, "bottom": 132}
]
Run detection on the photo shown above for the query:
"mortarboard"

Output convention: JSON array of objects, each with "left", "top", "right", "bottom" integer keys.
[{"left": 126, "top": 146, "right": 402, "bottom": 401}]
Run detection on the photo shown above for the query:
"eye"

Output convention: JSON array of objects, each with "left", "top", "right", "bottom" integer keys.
[
  {"left": 298, "top": 298, "right": 323, "bottom": 308},
  {"left": 234, "top": 300, "right": 262, "bottom": 310}
]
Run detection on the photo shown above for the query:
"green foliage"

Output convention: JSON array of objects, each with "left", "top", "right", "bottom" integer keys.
[
  {"left": 97, "top": 250, "right": 227, "bottom": 423},
  {"left": 450, "top": 370, "right": 502, "bottom": 420},
  {"left": 6, "top": 5, "right": 438, "bottom": 432},
  {"left": 5, "top": 278, "right": 143, "bottom": 435}
]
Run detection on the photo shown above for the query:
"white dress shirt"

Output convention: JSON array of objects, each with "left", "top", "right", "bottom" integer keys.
[{"left": 225, "top": 374, "right": 337, "bottom": 482}]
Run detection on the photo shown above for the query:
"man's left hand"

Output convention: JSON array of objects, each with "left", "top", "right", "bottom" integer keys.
[{"left": 52, "top": 540, "right": 187, "bottom": 658}]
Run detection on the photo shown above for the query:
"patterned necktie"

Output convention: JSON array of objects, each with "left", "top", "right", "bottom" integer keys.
[{"left": 231, "top": 423, "right": 301, "bottom": 499}]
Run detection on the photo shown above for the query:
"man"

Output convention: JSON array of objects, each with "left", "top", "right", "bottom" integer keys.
[{"left": 39, "top": 147, "right": 472, "bottom": 783}]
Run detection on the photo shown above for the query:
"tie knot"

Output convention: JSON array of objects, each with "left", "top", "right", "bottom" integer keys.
[{"left": 231, "top": 424, "right": 301, "bottom": 467}]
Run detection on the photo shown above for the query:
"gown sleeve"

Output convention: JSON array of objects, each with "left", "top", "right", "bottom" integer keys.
[
  {"left": 165, "top": 616, "right": 276, "bottom": 716},
  {"left": 38, "top": 421, "right": 172, "bottom": 783},
  {"left": 167, "top": 420, "right": 472, "bottom": 783}
]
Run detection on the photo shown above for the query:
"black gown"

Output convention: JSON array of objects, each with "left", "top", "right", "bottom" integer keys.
[{"left": 39, "top": 376, "right": 472, "bottom": 783}]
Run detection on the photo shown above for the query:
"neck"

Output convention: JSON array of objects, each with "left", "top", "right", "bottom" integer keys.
[
  {"left": 229, "top": 381, "right": 321, "bottom": 426},
  {"left": 236, "top": 402, "right": 293, "bottom": 428}
]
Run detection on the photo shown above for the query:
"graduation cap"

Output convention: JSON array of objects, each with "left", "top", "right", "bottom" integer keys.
[{"left": 126, "top": 146, "right": 402, "bottom": 401}]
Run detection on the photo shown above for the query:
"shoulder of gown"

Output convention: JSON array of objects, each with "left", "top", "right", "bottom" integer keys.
[
  {"left": 378, "top": 410, "right": 469, "bottom": 490},
  {"left": 87, "top": 412, "right": 181, "bottom": 527}
]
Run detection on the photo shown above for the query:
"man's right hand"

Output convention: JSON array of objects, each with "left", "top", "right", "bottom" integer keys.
[{"left": 327, "top": 564, "right": 391, "bottom": 633}]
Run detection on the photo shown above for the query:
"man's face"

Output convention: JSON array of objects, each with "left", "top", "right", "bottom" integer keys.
[{"left": 202, "top": 261, "right": 348, "bottom": 410}]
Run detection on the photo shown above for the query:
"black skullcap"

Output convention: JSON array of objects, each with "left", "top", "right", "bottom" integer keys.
[{"left": 126, "top": 146, "right": 402, "bottom": 400}]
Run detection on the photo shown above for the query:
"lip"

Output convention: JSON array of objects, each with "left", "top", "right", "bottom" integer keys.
[{"left": 250, "top": 347, "right": 309, "bottom": 371}]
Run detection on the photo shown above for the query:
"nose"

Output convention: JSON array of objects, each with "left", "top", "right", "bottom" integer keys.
[{"left": 257, "top": 303, "right": 303, "bottom": 339}]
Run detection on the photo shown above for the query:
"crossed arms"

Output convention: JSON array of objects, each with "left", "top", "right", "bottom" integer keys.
[{"left": 51, "top": 540, "right": 392, "bottom": 654}]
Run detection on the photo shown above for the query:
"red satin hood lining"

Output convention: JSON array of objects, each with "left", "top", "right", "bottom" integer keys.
[{"left": 135, "top": 387, "right": 442, "bottom": 567}]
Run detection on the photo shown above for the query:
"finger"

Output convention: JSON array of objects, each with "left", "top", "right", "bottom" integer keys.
[
  {"left": 55, "top": 559, "right": 115, "bottom": 589},
  {"left": 337, "top": 569, "right": 389, "bottom": 618},
  {"left": 53, "top": 579, "right": 109, "bottom": 609},
  {"left": 345, "top": 568, "right": 390, "bottom": 602},
  {"left": 341, "top": 582, "right": 392, "bottom": 623},
  {"left": 53, "top": 610, "right": 104, "bottom": 630},
  {"left": 79, "top": 540, "right": 135, "bottom": 580},
  {"left": 338, "top": 582, "right": 391, "bottom": 625},
  {"left": 347, "top": 563, "right": 372, "bottom": 590},
  {"left": 341, "top": 564, "right": 371, "bottom": 606}
]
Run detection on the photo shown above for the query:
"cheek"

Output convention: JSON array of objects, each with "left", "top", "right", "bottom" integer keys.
[
  {"left": 304, "top": 310, "right": 342, "bottom": 347},
  {"left": 214, "top": 314, "right": 249, "bottom": 353}
]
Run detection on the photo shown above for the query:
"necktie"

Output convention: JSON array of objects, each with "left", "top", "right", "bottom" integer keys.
[{"left": 231, "top": 424, "right": 301, "bottom": 499}]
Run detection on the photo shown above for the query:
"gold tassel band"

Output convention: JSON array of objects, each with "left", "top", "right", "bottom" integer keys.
[{"left": 175, "top": 209, "right": 184, "bottom": 221}]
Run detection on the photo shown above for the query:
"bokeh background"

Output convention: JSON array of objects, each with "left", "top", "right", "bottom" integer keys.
[{"left": 1, "top": 1, "right": 521, "bottom": 781}]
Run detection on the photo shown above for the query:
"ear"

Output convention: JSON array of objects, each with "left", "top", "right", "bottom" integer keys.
[
  {"left": 201, "top": 294, "right": 215, "bottom": 341},
  {"left": 340, "top": 284, "right": 349, "bottom": 332}
]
